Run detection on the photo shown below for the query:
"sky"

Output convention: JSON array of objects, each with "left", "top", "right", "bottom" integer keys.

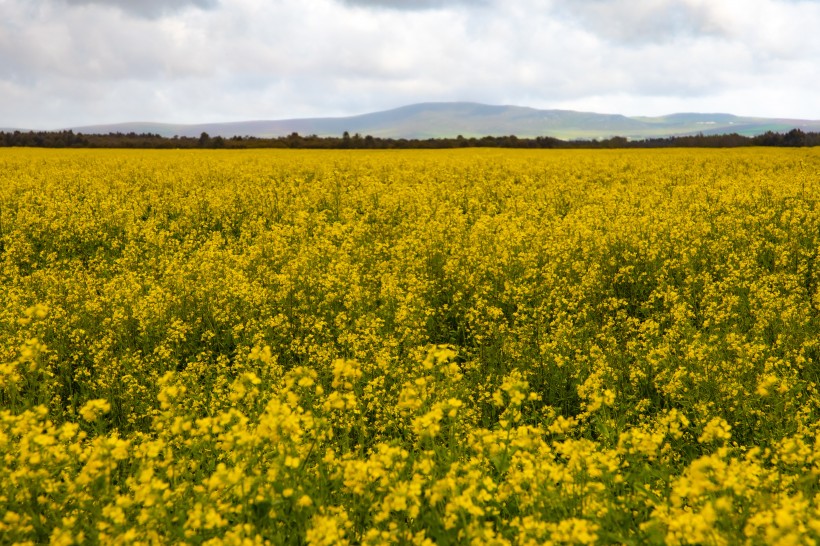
[{"left": 1, "top": 0, "right": 819, "bottom": 129}]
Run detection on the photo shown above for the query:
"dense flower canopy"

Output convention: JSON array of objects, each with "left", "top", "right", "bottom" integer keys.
[{"left": 1, "top": 148, "right": 820, "bottom": 544}]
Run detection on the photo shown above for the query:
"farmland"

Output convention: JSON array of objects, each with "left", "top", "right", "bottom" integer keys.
[{"left": 1, "top": 148, "right": 820, "bottom": 544}]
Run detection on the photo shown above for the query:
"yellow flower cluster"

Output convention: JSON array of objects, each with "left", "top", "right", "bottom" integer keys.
[{"left": 1, "top": 147, "right": 820, "bottom": 544}]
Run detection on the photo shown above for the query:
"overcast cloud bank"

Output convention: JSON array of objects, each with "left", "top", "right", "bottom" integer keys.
[{"left": 1, "top": 0, "right": 818, "bottom": 128}]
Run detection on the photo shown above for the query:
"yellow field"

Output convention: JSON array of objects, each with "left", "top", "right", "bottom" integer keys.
[{"left": 1, "top": 148, "right": 819, "bottom": 544}]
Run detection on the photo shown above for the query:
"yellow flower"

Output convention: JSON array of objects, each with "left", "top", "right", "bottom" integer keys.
[
  {"left": 79, "top": 399, "right": 111, "bottom": 422},
  {"left": 297, "top": 495, "right": 313, "bottom": 507},
  {"left": 698, "top": 417, "right": 732, "bottom": 444}
]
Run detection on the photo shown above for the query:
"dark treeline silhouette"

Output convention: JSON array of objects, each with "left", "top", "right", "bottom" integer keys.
[{"left": 2, "top": 128, "right": 819, "bottom": 149}]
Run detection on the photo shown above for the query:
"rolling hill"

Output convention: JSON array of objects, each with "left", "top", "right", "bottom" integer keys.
[{"left": 66, "top": 102, "right": 820, "bottom": 140}]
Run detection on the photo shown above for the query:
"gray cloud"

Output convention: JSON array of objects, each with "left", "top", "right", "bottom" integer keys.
[
  {"left": 61, "top": 0, "right": 218, "bottom": 19},
  {"left": 556, "top": 0, "right": 726, "bottom": 44}
]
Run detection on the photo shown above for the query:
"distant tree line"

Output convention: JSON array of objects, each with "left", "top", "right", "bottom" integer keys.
[{"left": 1, "top": 128, "right": 819, "bottom": 149}]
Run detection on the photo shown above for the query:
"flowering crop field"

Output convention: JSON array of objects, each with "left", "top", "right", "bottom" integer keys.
[{"left": 2, "top": 147, "right": 820, "bottom": 545}]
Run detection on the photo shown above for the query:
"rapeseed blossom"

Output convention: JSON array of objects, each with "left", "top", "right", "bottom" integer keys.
[
  {"left": 1, "top": 147, "right": 820, "bottom": 543},
  {"left": 79, "top": 398, "right": 111, "bottom": 422}
]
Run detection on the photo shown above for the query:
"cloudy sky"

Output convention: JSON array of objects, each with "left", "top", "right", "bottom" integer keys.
[{"left": 1, "top": 0, "right": 819, "bottom": 128}]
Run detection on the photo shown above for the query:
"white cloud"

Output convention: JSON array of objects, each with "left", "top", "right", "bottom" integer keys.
[
  {"left": 0, "top": 0, "right": 818, "bottom": 128},
  {"left": 340, "top": 0, "right": 486, "bottom": 8}
]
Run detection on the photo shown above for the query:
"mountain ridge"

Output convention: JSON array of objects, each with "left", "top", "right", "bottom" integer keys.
[{"left": 58, "top": 102, "right": 820, "bottom": 140}]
